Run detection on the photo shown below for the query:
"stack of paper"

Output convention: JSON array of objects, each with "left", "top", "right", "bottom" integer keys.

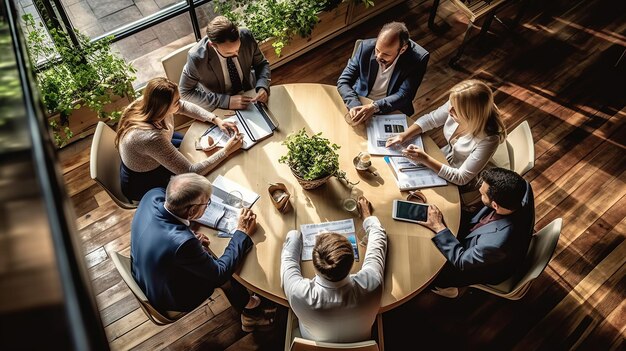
[
  {"left": 366, "top": 114, "right": 424, "bottom": 156},
  {"left": 300, "top": 219, "right": 359, "bottom": 262},
  {"left": 385, "top": 156, "right": 447, "bottom": 190},
  {"left": 194, "top": 175, "right": 260, "bottom": 237}
]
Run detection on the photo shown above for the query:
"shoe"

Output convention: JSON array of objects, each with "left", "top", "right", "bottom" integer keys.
[
  {"left": 241, "top": 305, "right": 275, "bottom": 333},
  {"left": 431, "top": 286, "right": 459, "bottom": 298}
]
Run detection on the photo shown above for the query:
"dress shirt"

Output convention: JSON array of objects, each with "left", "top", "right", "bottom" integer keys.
[
  {"left": 368, "top": 55, "right": 400, "bottom": 101},
  {"left": 281, "top": 216, "right": 387, "bottom": 343},
  {"left": 212, "top": 46, "right": 243, "bottom": 94}
]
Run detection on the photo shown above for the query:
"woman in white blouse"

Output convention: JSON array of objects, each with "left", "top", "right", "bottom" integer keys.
[
  {"left": 386, "top": 79, "right": 507, "bottom": 196},
  {"left": 115, "top": 77, "right": 243, "bottom": 201}
]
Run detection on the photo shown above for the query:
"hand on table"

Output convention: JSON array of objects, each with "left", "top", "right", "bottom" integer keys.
[
  {"left": 357, "top": 196, "right": 373, "bottom": 218},
  {"left": 195, "top": 232, "right": 211, "bottom": 251},
  {"left": 229, "top": 95, "right": 252, "bottom": 110},
  {"left": 214, "top": 117, "right": 239, "bottom": 136},
  {"left": 416, "top": 204, "right": 447, "bottom": 233},
  {"left": 385, "top": 133, "right": 406, "bottom": 148},
  {"left": 402, "top": 144, "right": 428, "bottom": 163},
  {"left": 347, "top": 104, "right": 376, "bottom": 125},
  {"left": 252, "top": 88, "right": 268, "bottom": 104},
  {"left": 236, "top": 208, "right": 257, "bottom": 237},
  {"left": 224, "top": 133, "right": 244, "bottom": 154}
]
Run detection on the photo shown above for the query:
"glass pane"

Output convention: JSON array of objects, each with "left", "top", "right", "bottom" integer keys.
[
  {"left": 195, "top": 1, "right": 220, "bottom": 34},
  {"left": 110, "top": 13, "right": 196, "bottom": 88},
  {"left": 61, "top": 0, "right": 185, "bottom": 39},
  {"left": 15, "top": 0, "right": 56, "bottom": 64}
]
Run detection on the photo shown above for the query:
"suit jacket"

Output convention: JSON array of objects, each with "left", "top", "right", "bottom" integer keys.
[
  {"left": 337, "top": 38, "right": 429, "bottom": 116},
  {"left": 281, "top": 217, "right": 387, "bottom": 343},
  {"left": 432, "top": 181, "right": 535, "bottom": 286},
  {"left": 131, "top": 188, "right": 253, "bottom": 313},
  {"left": 179, "top": 29, "right": 271, "bottom": 111}
]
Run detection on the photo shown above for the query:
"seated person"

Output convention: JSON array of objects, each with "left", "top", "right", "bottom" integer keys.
[
  {"left": 337, "top": 21, "right": 429, "bottom": 125},
  {"left": 115, "top": 77, "right": 242, "bottom": 202},
  {"left": 416, "top": 168, "right": 535, "bottom": 298},
  {"left": 130, "top": 173, "right": 272, "bottom": 331},
  {"left": 387, "top": 79, "right": 507, "bottom": 197},
  {"left": 281, "top": 197, "right": 387, "bottom": 343},
  {"left": 179, "top": 15, "right": 271, "bottom": 111}
]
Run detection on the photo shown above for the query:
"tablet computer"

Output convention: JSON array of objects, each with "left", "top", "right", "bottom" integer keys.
[{"left": 392, "top": 199, "right": 428, "bottom": 223}]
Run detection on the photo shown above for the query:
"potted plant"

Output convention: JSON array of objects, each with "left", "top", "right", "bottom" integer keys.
[
  {"left": 22, "top": 14, "right": 137, "bottom": 147},
  {"left": 279, "top": 128, "right": 357, "bottom": 189}
]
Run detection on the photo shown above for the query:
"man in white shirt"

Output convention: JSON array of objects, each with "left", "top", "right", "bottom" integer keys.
[
  {"left": 280, "top": 197, "right": 388, "bottom": 343},
  {"left": 180, "top": 16, "right": 271, "bottom": 111},
  {"left": 337, "top": 22, "right": 429, "bottom": 125}
]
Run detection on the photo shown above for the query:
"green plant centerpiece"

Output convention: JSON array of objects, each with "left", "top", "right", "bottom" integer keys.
[
  {"left": 22, "top": 14, "right": 137, "bottom": 147},
  {"left": 279, "top": 128, "right": 357, "bottom": 189}
]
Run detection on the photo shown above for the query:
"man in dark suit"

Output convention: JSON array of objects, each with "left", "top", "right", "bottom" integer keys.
[
  {"left": 131, "top": 173, "right": 272, "bottom": 330},
  {"left": 179, "top": 16, "right": 271, "bottom": 111},
  {"left": 337, "top": 21, "right": 429, "bottom": 125},
  {"left": 417, "top": 167, "right": 535, "bottom": 298}
]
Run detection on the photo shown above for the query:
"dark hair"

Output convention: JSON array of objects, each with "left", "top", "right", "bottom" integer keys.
[
  {"left": 206, "top": 16, "right": 240, "bottom": 43},
  {"left": 312, "top": 232, "right": 354, "bottom": 282},
  {"left": 379, "top": 21, "right": 410, "bottom": 48},
  {"left": 481, "top": 168, "right": 527, "bottom": 211}
]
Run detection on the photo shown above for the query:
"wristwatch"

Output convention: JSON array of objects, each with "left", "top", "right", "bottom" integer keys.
[{"left": 372, "top": 102, "right": 380, "bottom": 113}]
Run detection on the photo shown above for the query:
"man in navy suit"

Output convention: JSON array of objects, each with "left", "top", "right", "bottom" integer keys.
[
  {"left": 131, "top": 173, "right": 271, "bottom": 330},
  {"left": 337, "top": 21, "right": 429, "bottom": 125},
  {"left": 417, "top": 167, "right": 535, "bottom": 298}
]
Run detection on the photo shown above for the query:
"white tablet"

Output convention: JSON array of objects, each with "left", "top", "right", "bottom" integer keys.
[{"left": 392, "top": 199, "right": 428, "bottom": 224}]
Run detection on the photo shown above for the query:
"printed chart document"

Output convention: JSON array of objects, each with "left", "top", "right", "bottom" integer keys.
[
  {"left": 366, "top": 114, "right": 423, "bottom": 156},
  {"left": 194, "top": 175, "right": 260, "bottom": 237},
  {"left": 197, "top": 102, "right": 279, "bottom": 150},
  {"left": 300, "top": 219, "right": 359, "bottom": 262},
  {"left": 385, "top": 156, "right": 447, "bottom": 190}
]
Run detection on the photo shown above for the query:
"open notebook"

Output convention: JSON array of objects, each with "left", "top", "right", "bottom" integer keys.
[{"left": 197, "top": 102, "right": 279, "bottom": 150}]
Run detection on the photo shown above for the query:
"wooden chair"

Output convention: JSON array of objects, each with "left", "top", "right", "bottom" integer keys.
[
  {"left": 471, "top": 218, "right": 563, "bottom": 300},
  {"left": 506, "top": 120, "right": 534, "bottom": 175},
  {"left": 110, "top": 251, "right": 186, "bottom": 325},
  {"left": 284, "top": 308, "right": 381, "bottom": 351},
  {"left": 89, "top": 122, "right": 137, "bottom": 209},
  {"left": 429, "top": 0, "right": 509, "bottom": 65}
]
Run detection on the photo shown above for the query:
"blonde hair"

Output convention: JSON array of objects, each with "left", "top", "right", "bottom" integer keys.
[
  {"left": 115, "top": 77, "right": 179, "bottom": 147},
  {"left": 449, "top": 79, "right": 506, "bottom": 143}
]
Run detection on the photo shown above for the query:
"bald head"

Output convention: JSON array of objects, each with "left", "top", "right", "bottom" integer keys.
[{"left": 165, "top": 173, "right": 212, "bottom": 215}]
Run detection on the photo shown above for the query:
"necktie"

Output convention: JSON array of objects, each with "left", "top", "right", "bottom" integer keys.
[{"left": 226, "top": 56, "right": 243, "bottom": 94}]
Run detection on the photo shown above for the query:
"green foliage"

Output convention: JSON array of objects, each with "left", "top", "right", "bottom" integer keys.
[
  {"left": 279, "top": 128, "right": 341, "bottom": 181},
  {"left": 22, "top": 14, "right": 137, "bottom": 147},
  {"left": 214, "top": 0, "right": 340, "bottom": 57}
]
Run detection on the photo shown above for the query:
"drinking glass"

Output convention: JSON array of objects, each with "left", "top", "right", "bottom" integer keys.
[{"left": 225, "top": 190, "right": 244, "bottom": 208}]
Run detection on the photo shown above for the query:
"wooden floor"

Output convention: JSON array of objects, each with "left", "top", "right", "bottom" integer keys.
[{"left": 60, "top": 0, "right": 625, "bottom": 349}]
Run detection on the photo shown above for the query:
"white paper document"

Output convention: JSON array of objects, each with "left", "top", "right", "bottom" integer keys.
[
  {"left": 385, "top": 156, "right": 448, "bottom": 190},
  {"left": 198, "top": 102, "right": 278, "bottom": 151},
  {"left": 300, "top": 219, "right": 359, "bottom": 262},
  {"left": 193, "top": 175, "right": 260, "bottom": 237},
  {"left": 366, "top": 114, "right": 424, "bottom": 156}
]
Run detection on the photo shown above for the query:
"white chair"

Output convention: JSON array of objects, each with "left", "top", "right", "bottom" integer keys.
[
  {"left": 506, "top": 120, "right": 534, "bottom": 175},
  {"left": 161, "top": 42, "right": 197, "bottom": 128},
  {"left": 351, "top": 39, "right": 364, "bottom": 58},
  {"left": 89, "top": 122, "right": 137, "bottom": 209},
  {"left": 161, "top": 42, "right": 196, "bottom": 85},
  {"left": 284, "top": 308, "right": 380, "bottom": 351},
  {"left": 471, "top": 218, "right": 562, "bottom": 300},
  {"left": 110, "top": 251, "right": 186, "bottom": 325}
]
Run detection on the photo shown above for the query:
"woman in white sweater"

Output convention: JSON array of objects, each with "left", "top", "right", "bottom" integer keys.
[
  {"left": 115, "top": 77, "right": 243, "bottom": 201},
  {"left": 386, "top": 79, "right": 507, "bottom": 194}
]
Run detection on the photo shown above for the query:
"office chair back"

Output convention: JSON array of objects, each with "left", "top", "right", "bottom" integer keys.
[
  {"left": 472, "top": 218, "right": 562, "bottom": 299},
  {"left": 285, "top": 308, "right": 379, "bottom": 351},
  {"left": 110, "top": 251, "right": 185, "bottom": 325},
  {"left": 351, "top": 39, "right": 364, "bottom": 58},
  {"left": 89, "top": 122, "right": 137, "bottom": 209},
  {"left": 161, "top": 42, "right": 196, "bottom": 128},
  {"left": 506, "top": 120, "right": 535, "bottom": 175}
]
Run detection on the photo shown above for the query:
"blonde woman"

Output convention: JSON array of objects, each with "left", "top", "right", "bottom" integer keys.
[
  {"left": 116, "top": 77, "right": 243, "bottom": 201},
  {"left": 386, "top": 79, "right": 507, "bottom": 194}
]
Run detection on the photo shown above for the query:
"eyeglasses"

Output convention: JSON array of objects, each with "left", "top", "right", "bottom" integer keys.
[{"left": 188, "top": 198, "right": 211, "bottom": 210}]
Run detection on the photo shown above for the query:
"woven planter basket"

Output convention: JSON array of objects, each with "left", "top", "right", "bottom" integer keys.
[{"left": 290, "top": 168, "right": 333, "bottom": 190}]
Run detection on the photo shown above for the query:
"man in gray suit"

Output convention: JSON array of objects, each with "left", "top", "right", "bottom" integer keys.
[
  {"left": 417, "top": 167, "right": 535, "bottom": 298},
  {"left": 179, "top": 16, "right": 271, "bottom": 111}
]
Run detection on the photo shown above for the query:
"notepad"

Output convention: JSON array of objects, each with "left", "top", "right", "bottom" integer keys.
[
  {"left": 300, "top": 219, "right": 359, "bottom": 262},
  {"left": 198, "top": 102, "right": 279, "bottom": 151}
]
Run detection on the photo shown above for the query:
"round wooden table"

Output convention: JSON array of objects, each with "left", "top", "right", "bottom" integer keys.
[{"left": 179, "top": 83, "right": 460, "bottom": 312}]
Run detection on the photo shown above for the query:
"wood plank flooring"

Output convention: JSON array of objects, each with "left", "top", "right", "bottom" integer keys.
[{"left": 60, "top": 0, "right": 625, "bottom": 349}]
